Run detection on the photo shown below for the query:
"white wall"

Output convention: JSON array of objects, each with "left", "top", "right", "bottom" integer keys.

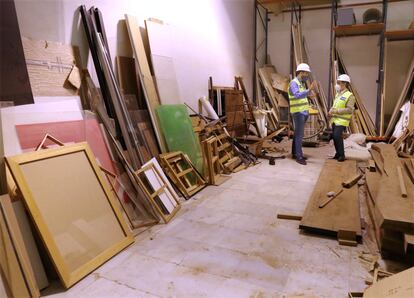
[
  {"left": 14, "top": 0, "right": 255, "bottom": 110},
  {"left": 267, "top": 0, "right": 414, "bottom": 123}
]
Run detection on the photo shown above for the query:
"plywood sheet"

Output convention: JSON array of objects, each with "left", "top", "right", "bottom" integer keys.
[
  {"left": 115, "top": 56, "right": 146, "bottom": 110},
  {"left": 12, "top": 200, "right": 48, "bottom": 290},
  {"left": 125, "top": 14, "right": 167, "bottom": 152},
  {"left": 0, "top": 195, "right": 39, "bottom": 297},
  {"left": 0, "top": 0, "right": 33, "bottom": 106},
  {"left": 363, "top": 267, "right": 414, "bottom": 298},
  {"left": 15, "top": 119, "right": 115, "bottom": 173},
  {"left": 22, "top": 37, "right": 81, "bottom": 96},
  {"left": 0, "top": 100, "right": 83, "bottom": 157},
  {"left": 300, "top": 160, "right": 361, "bottom": 237}
]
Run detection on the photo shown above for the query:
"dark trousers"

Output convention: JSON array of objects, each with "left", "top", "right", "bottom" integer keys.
[
  {"left": 332, "top": 123, "right": 346, "bottom": 158},
  {"left": 291, "top": 112, "right": 309, "bottom": 160}
]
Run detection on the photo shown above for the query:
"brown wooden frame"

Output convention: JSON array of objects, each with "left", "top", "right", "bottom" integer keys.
[{"left": 5, "top": 143, "right": 134, "bottom": 288}]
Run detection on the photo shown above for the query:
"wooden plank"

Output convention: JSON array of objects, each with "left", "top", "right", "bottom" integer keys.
[
  {"left": 319, "top": 188, "right": 344, "bottom": 208},
  {"left": 0, "top": 0, "right": 33, "bottom": 106},
  {"left": 0, "top": 195, "right": 39, "bottom": 297},
  {"left": 385, "top": 29, "right": 414, "bottom": 41},
  {"left": 363, "top": 267, "right": 414, "bottom": 298},
  {"left": 371, "top": 144, "right": 414, "bottom": 233},
  {"left": 300, "top": 160, "right": 361, "bottom": 239},
  {"left": 125, "top": 14, "right": 167, "bottom": 152},
  {"left": 368, "top": 159, "right": 376, "bottom": 172},
  {"left": 277, "top": 213, "right": 302, "bottom": 221},
  {"left": 397, "top": 166, "right": 408, "bottom": 198},
  {"left": 404, "top": 233, "right": 414, "bottom": 254},
  {"left": 334, "top": 23, "right": 384, "bottom": 37},
  {"left": 342, "top": 173, "right": 363, "bottom": 188},
  {"left": 365, "top": 171, "right": 381, "bottom": 204}
]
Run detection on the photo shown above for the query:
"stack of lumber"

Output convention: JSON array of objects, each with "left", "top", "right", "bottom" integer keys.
[
  {"left": 334, "top": 49, "right": 377, "bottom": 136},
  {"left": 366, "top": 144, "right": 414, "bottom": 262},
  {"left": 385, "top": 56, "right": 414, "bottom": 140},
  {"left": 291, "top": 23, "right": 328, "bottom": 129},
  {"left": 300, "top": 159, "right": 362, "bottom": 246},
  {"left": 258, "top": 64, "right": 288, "bottom": 128}
]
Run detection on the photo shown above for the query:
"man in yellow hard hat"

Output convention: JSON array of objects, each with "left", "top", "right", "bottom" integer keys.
[
  {"left": 329, "top": 74, "right": 355, "bottom": 162},
  {"left": 288, "top": 63, "right": 317, "bottom": 165}
]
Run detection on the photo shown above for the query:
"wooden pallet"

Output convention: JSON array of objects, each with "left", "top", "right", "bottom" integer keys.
[{"left": 159, "top": 152, "right": 206, "bottom": 199}]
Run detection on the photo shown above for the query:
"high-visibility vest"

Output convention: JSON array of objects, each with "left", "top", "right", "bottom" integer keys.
[
  {"left": 331, "top": 90, "right": 353, "bottom": 127},
  {"left": 288, "top": 77, "right": 310, "bottom": 113}
]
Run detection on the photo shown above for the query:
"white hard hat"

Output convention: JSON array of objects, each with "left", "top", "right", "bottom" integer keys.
[
  {"left": 296, "top": 63, "right": 311, "bottom": 73},
  {"left": 337, "top": 74, "right": 351, "bottom": 83}
]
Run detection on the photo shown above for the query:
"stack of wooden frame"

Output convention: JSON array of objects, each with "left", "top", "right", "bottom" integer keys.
[
  {"left": 159, "top": 152, "right": 206, "bottom": 199},
  {"left": 203, "top": 124, "right": 244, "bottom": 173},
  {"left": 366, "top": 144, "right": 414, "bottom": 262}
]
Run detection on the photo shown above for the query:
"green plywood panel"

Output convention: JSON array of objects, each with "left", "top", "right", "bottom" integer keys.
[{"left": 156, "top": 105, "right": 203, "bottom": 173}]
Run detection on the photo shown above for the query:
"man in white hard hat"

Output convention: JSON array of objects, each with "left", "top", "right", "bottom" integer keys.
[
  {"left": 288, "top": 63, "right": 317, "bottom": 165},
  {"left": 328, "top": 74, "right": 355, "bottom": 162}
]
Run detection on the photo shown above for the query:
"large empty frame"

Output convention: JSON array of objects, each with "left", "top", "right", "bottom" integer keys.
[{"left": 6, "top": 143, "right": 134, "bottom": 288}]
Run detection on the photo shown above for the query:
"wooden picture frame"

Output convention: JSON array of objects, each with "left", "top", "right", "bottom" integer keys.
[
  {"left": 0, "top": 194, "right": 39, "bottom": 297},
  {"left": 135, "top": 159, "right": 180, "bottom": 223},
  {"left": 5, "top": 143, "right": 134, "bottom": 288}
]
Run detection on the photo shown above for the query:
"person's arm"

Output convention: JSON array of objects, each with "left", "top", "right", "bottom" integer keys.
[
  {"left": 335, "top": 94, "right": 355, "bottom": 114},
  {"left": 289, "top": 80, "right": 309, "bottom": 99}
]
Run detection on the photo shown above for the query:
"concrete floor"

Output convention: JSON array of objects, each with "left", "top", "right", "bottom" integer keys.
[{"left": 45, "top": 143, "right": 376, "bottom": 298}]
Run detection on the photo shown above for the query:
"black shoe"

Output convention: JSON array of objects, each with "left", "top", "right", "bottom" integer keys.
[
  {"left": 337, "top": 156, "right": 345, "bottom": 162},
  {"left": 296, "top": 158, "right": 307, "bottom": 165},
  {"left": 292, "top": 154, "right": 308, "bottom": 160},
  {"left": 332, "top": 153, "right": 340, "bottom": 160}
]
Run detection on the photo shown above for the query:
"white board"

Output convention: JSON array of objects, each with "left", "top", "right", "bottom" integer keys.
[
  {"left": 145, "top": 20, "right": 181, "bottom": 105},
  {"left": 0, "top": 99, "right": 83, "bottom": 156}
]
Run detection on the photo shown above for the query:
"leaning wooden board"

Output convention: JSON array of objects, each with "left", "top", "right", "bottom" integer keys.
[
  {"left": 300, "top": 160, "right": 361, "bottom": 239},
  {"left": 124, "top": 14, "right": 167, "bottom": 153},
  {"left": 363, "top": 267, "right": 414, "bottom": 298},
  {"left": 371, "top": 144, "right": 414, "bottom": 233}
]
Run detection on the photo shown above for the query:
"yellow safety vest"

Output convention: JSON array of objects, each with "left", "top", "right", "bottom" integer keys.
[
  {"left": 331, "top": 90, "right": 353, "bottom": 127},
  {"left": 288, "top": 77, "right": 310, "bottom": 113}
]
